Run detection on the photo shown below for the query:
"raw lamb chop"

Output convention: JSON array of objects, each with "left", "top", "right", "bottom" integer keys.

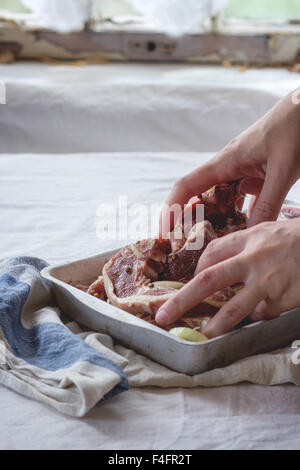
[{"left": 87, "top": 181, "right": 246, "bottom": 331}]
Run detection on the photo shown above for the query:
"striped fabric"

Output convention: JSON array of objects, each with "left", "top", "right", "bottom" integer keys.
[{"left": 0, "top": 257, "right": 129, "bottom": 417}]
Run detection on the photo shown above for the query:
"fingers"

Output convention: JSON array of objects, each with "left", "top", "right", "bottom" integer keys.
[
  {"left": 240, "top": 176, "right": 264, "bottom": 196},
  {"left": 194, "top": 231, "right": 245, "bottom": 276},
  {"left": 248, "top": 169, "right": 291, "bottom": 227},
  {"left": 159, "top": 162, "right": 219, "bottom": 237},
  {"left": 159, "top": 142, "right": 243, "bottom": 237},
  {"left": 155, "top": 256, "right": 246, "bottom": 327},
  {"left": 238, "top": 177, "right": 264, "bottom": 217},
  {"left": 203, "top": 285, "right": 264, "bottom": 338}
]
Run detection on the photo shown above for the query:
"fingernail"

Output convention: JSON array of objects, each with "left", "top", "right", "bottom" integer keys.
[{"left": 155, "top": 310, "right": 169, "bottom": 326}]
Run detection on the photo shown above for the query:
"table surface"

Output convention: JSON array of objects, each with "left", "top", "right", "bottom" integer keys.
[
  {"left": 1, "top": 62, "right": 300, "bottom": 449},
  {"left": 1, "top": 62, "right": 299, "bottom": 154},
  {"left": 0, "top": 151, "right": 300, "bottom": 450}
]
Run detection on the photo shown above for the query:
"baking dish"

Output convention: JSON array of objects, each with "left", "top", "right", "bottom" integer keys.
[{"left": 41, "top": 247, "right": 300, "bottom": 375}]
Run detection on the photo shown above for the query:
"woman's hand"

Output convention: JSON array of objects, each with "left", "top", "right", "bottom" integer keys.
[
  {"left": 159, "top": 90, "right": 300, "bottom": 237},
  {"left": 155, "top": 217, "right": 300, "bottom": 337}
]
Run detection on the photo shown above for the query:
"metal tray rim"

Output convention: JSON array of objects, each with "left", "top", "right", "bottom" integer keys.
[{"left": 41, "top": 249, "right": 298, "bottom": 349}]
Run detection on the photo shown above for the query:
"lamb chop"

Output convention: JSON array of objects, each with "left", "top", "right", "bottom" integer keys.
[{"left": 86, "top": 181, "right": 247, "bottom": 331}]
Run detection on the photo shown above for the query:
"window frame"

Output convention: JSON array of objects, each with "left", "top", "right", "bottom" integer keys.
[
  {"left": 215, "top": 9, "right": 300, "bottom": 34},
  {"left": 0, "top": 8, "right": 299, "bottom": 66}
]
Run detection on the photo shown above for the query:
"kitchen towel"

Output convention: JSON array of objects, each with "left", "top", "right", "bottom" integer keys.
[
  {"left": 0, "top": 256, "right": 129, "bottom": 417},
  {"left": 1, "top": 255, "right": 299, "bottom": 419}
]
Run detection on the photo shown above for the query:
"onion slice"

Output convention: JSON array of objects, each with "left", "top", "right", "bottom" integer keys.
[
  {"left": 169, "top": 327, "right": 208, "bottom": 342},
  {"left": 152, "top": 281, "right": 185, "bottom": 289},
  {"left": 202, "top": 296, "right": 227, "bottom": 308}
]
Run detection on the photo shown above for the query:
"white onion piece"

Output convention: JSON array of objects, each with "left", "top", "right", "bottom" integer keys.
[
  {"left": 202, "top": 296, "right": 227, "bottom": 308},
  {"left": 169, "top": 327, "right": 208, "bottom": 342},
  {"left": 233, "top": 285, "right": 244, "bottom": 295}
]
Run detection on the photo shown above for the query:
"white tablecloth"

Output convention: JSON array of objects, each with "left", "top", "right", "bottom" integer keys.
[
  {"left": 0, "top": 62, "right": 299, "bottom": 154},
  {"left": 1, "top": 63, "right": 300, "bottom": 450},
  {"left": 0, "top": 151, "right": 300, "bottom": 450}
]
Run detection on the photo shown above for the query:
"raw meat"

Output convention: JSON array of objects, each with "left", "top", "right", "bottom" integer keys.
[{"left": 87, "top": 181, "right": 246, "bottom": 331}]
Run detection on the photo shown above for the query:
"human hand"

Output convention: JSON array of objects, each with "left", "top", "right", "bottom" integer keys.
[
  {"left": 159, "top": 91, "right": 300, "bottom": 237},
  {"left": 155, "top": 217, "right": 300, "bottom": 337}
]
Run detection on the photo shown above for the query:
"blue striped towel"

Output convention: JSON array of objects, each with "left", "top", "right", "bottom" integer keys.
[{"left": 0, "top": 257, "right": 129, "bottom": 417}]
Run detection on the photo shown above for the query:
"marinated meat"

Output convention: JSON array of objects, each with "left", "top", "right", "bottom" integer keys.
[{"left": 86, "top": 181, "right": 247, "bottom": 331}]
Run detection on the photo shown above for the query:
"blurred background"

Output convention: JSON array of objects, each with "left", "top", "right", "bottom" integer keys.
[
  {"left": 1, "top": 0, "right": 300, "bottom": 21},
  {"left": 0, "top": 0, "right": 299, "bottom": 154}
]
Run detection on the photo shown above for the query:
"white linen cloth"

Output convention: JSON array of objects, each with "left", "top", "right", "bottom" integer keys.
[
  {"left": 124, "top": 0, "right": 228, "bottom": 35},
  {"left": 21, "top": 0, "right": 228, "bottom": 34},
  {"left": 21, "top": 0, "right": 91, "bottom": 32},
  {"left": 0, "top": 151, "right": 300, "bottom": 448},
  {"left": 1, "top": 63, "right": 299, "bottom": 154}
]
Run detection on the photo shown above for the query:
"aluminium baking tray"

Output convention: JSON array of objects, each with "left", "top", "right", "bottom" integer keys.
[{"left": 41, "top": 247, "right": 300, "bottom": 375}]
